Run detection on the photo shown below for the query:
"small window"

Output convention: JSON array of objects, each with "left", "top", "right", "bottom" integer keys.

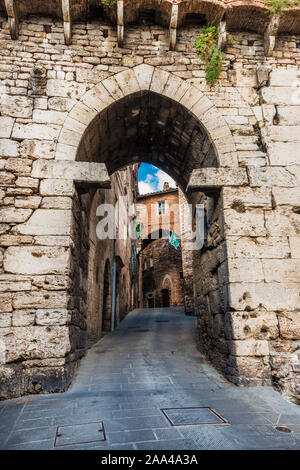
[
  {"left": 157, "top": 201, "right": 165, "bottom": 216},
  {"left": 150, "top": 257, "right": 154, "bottom": 268}
]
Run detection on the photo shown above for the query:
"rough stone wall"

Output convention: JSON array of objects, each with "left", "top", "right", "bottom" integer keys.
[
  {"left": 0, "top": 15, "right": 299, "bottom": 403},
  {"left": 142, "top": 238, "right": 184, "bottom": 308}
]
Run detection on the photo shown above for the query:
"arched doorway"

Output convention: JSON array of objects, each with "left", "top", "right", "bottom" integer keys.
[
  {"left": 161, "top": 289, "right": 170, "bottom": 308},
  {"left": 52, "top": 66, "right": 249, "bottom": 388}
]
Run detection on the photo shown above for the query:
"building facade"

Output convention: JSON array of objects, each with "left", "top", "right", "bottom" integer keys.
[
  {"left": 0, "top": 0, "right": 299, "bottom": 404},
  {"left": 136, "top": 185, "right": 185, "bottom": 309}
]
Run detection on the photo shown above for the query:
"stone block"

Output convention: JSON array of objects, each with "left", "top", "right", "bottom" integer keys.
[
  {"left": 41, "top": 197, "right": 72, "bottom": 209},
  {"left": 226, "top": 236, "right": 290, "bottom": 259},
  {"left": 278, "top": 312, "right": 300, "bottom": 340},
  {"left": 230, "top": 339, "right": 269, "bottom": 356},
  {"left": 277, "top": 106, "right": 300, "bottom": 125},
  {"left": 188, "top": 168, "right": 248, "bottom": 191},
  {"left": 227, "top": 258, "right": 264, "bottom": 283},
  {"left": 0, "top": 234, "right": 34, "bottom": 246},
  {"left": 13, "top": 209, "right": 73, "bottom": 236},
  {"left": 0, "top": 140, "right": 19, "bottom": 157},
  {"left": 222, "top": 187, "right": 271, "bottom": 209},
  {"left": 248, "top": 167, "right": 297, "bottom": 187},
  {"left": 261, "top": 87, "right": 299, "bottom": 106},
  {"left": 0, "top": 208, "right": 32, "bottom": 223},
  {"left": 20, "top": 140, "right": 56, "bottom": 160},
  {"left": 150, "top": 69, "right": 169, "bottom": 95},
  {"left": 0, "top": 293, "right": 12, "bottom": 312},
  {"left": 272, "top": 187, "right": 300, "bottom": 206},
  {"left": 262, "top": 259, "right": 300, "bottom": 283},
  {"left": 12, "top": 123, "right": 60, "bottom": 141},
  {"left": 68, "top": 102, "right": 97, "bottom": 126},
  {"left": 15, "top": 196, "right": 42, "bottom": 209},
  {"left": 224, "top": 209, "right": 266, "bottom": 237},
  {"left": 76, "top": 68, "right": 111, "bottom": 84},
  {"left": 0, "top": 117, "right": 14, "bottom": 138},
  {"left": 82, "top": 83, "right": 114, "bottom": 111},
  {"left": 46, "top": 79, "right": 88, "bottom": 100},
  {"left": 225, "top": 311, "right": 279, "bottom": 340},
  {"left": 114, "top": 69, "right": 140, "bottom": 96},
  {"left": 39, "top": 179, "right": 74, "bottom": 196},
  {"left": 269, "top": 69, "right": 300, "bottom": 87},
  {"left": 0, "top": 95, "right": 33, "bottom": 118},
  {"left": 32, "top": 109, "right": 67, "bottom": 125},
  {"left": 267, "top": 125, "right": 300, "bottom": 142},
  {"left": 289, "top": 237, "right": 300, "bottom": 258},
  {"left": 0, "top": 326, "right": 70, "bottom": 362},
  {"left": 0, "top": 313, "right": 12, "bottom": 327},
  {"left": 15, "top": 177, "right": 39, "bottom": 190},
  {"left": 4, "top": 246, "right": 70, "bottom": 275},
  {"left": 265, "top": 209, "right": 300, "bottom": 236},
  {"left": 13, "top": 291, "right": 68, "bottom": 309},
  {"left": 0, "top": 280, "right": 31, "bottom": 292},
  {"left": 133, "top": 64, "right": 154, "bottom": 90},
  {"left": 12, "top": 310, "right": 36, "bottom": 327},
  {"left": 32, "top": 160, "right": 110, "bottom": 186},
  {"left": 35, "top": 308, "right": 68, "bottom": 326},
  {"left": 229, "top": 282, "right": 300, "bottom": 312}
]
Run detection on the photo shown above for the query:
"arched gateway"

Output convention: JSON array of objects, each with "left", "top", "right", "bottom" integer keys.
[{"left": 1, "top": 65, "right": 299, "bottom": 405}]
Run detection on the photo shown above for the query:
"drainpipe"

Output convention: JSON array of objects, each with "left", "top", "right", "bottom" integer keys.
[{"left": 111, "top": 239, "right": 117, "bottom": 332}]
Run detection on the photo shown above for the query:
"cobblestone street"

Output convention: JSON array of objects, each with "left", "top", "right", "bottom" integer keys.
[{"left": 0, "top": 307, "right": 299, "bottom": 450}]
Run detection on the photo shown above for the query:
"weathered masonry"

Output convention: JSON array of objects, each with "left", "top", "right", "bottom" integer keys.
[{"left": 0, "top": 1, "right": 299, "bottom": 404}]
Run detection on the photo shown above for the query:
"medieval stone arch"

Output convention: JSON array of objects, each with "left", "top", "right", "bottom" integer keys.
[{"left": 54, "top": 65, "right": 239, "bottom": 172}]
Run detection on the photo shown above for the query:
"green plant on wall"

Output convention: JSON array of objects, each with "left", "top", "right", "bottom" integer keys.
[
  {"left": 194, "top": 26, "right": 224, "bottom": 86},
  {"left": 264, "top": 0, "right": 300, "bottom": 16},
  {"left": 101, "top": 0, "right": 117, "bottom": 7}
]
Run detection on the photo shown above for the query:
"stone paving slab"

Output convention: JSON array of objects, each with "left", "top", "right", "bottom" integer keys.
[{"left": 0, "top": 307, "right": 300, "bottom": 450}]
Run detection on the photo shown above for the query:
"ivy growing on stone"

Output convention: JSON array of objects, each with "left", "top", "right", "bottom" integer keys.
[
  {"left": 264, "top": 0, "right": 300, "bottom": 16},
  {"left": 101, "top": 0, "right": 117, "bottom": 7},
  {"left": 194, "top": 26, "right": 224, "bottom": 86}
]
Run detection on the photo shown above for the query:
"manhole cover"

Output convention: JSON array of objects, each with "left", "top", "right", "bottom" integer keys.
[
  {"left": 161, "top": 407, "right": 228, "bottom": 426},
  {"left": 275, "top": 426, "right": 292, "bottom": 433},
  {"left": 54, "top": 421, "right": 106, "bottom": 447}
]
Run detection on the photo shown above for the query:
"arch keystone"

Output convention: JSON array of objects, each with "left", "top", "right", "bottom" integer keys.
[
  {"left": 114, "top": 69, "right": 140, "bottom": 96},
  {"left": 133, "top": 64, "right": 154, "bottom": 90}
]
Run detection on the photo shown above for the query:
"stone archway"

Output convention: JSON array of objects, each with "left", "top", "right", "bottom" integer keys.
[
  {"left": 27, "top": 66, "right": 256, "bottom": 394},
  {"left": 54, "top": 65, "right": 239, "bottom": 171}
]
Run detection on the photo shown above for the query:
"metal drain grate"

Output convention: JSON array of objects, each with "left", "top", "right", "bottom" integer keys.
[
  {"left": 156, "top": 320, "right": 169, "bottom": 323},
  {"left": 135, "top": 329, "right": 150, "bottom": 333},
  {"left": 54, "top": 421, "right": 106, "bottom": 447},
  {"left": 161, "top": 407, "right": 228, "bottom": 427}
]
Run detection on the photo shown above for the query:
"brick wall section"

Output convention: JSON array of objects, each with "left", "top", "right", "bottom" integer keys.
[
  {"left": 142, "top": 238, "right": 184, "bottom": 308},
  {"left": 0, "top": 15, "right": 299, "bottom": 403}
]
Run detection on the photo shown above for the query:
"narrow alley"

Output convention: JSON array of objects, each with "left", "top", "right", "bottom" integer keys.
[{"left": 0, "top": 308, "right": 300, "bottom": 450}]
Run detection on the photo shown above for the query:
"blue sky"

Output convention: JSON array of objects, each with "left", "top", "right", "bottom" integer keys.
[{"left": 138, "top": 163, "right": 176, "bottom": 195}]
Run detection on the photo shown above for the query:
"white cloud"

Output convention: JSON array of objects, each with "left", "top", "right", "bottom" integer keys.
[
  {"left": 138, "top": 181, "right": 156, "bottom": 195},
  {"left": 138, "top": 166, "right": 177, "bottom": 195},
  {"left": 156, "top": 170, "right": 176, "bottom": 191}
]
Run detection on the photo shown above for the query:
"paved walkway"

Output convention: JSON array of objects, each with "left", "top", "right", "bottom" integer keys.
[{"left": 0, "top": 307, "right": 300, "bottom": 450}]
